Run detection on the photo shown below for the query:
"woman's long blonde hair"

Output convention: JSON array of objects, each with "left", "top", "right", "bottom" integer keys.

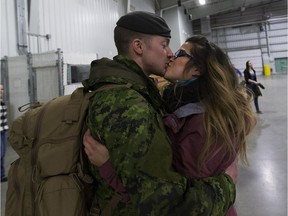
[{"left": 183, "top": 35, "right": 256, "bottom": 168}]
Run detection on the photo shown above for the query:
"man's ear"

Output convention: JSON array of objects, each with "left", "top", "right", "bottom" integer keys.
[
  {"left": 192, "top": 66, "right": 201, "bottom": 76},
  {"left": 132, "top": 39, "right": 143, "bottom": 55},
  {"left": 184, "top": 66, "right": 201, "bottom": 80}
]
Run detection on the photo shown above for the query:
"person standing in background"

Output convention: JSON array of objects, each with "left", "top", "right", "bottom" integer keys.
[
  {"left": 243, "top": 60, "right": 263, "bottom": 114},
  {"left": 0, "top": 84, "right": 8, "bottom": 182}
]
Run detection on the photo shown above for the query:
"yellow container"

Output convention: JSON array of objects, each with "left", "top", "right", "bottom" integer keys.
[{"left": 264, "top": 65, "right": 271, "bottom": 76}]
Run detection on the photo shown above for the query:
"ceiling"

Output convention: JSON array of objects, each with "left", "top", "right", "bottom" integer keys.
[{"left": 155, "top": 0, "right": 283, "bottom": 20}]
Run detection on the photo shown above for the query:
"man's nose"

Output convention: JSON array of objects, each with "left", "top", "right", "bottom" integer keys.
[{"left": 167, "top": 47, "right": 174, "bottom": 58}]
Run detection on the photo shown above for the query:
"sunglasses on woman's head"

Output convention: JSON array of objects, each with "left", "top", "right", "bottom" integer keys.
[{"left": 174, "top": 49, "right": 195, "bottom": 61}]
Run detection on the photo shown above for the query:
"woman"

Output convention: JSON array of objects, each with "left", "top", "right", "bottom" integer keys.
[
  {"left": 243, "top": 60, "right": 263, "bottom": 113},
  {"left": 162, "top": 36, "right": 257, "bottom": 215},
  {"left": 84, "top": 35, "right": 256, "bottom": 215}
]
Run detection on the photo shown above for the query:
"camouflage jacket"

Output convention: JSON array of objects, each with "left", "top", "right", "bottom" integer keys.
[{"left": 82, "top": 55, "right": 235, "bottom": 216}]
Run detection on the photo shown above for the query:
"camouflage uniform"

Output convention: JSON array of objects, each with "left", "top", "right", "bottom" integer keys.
[{"left": 83, "top": 55, "right": 235, "bottom": 216}]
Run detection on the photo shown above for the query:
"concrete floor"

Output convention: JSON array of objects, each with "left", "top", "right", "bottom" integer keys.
[
  {"left": 1, "top": 73, "right": 287, "bottom": 216},
  {"left": 235, "top": 73, "right": 287, "bottom": 216}
]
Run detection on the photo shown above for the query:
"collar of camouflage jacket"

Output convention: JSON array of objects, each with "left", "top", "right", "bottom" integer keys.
[{"left": 82, "top": 55, "right": 164, "bottom": 113}]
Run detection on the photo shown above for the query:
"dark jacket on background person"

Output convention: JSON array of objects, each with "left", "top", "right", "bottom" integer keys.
[
  {"left": 0, "top": 100, "right": 8, "bottom": 132},
  {"left": 1, "top": 99, "right": 9, "bottom": 180},
  {"left": 243, "top": 68, "right": 262, "bottom": 97},
  {"left": 82, "top": 55, "right": 236, "bottom": 215}
]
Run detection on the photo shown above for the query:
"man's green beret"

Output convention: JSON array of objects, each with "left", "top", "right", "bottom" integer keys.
[{"left": 116, "top": 11, "right": 171, "bottom": 38}]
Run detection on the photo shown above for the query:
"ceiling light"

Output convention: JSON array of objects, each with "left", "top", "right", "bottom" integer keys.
[{"left": 199, "top": 0, "right": 206, "bottom": 5}]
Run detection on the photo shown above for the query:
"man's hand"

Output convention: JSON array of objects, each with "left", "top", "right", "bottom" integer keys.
[{"left": 83, "top": 129, "right": 110, "bottom": 167}]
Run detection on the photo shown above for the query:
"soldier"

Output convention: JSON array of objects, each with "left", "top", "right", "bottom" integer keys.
[{"left": 83, "top": 11, "right": 236, "bottom": 215}]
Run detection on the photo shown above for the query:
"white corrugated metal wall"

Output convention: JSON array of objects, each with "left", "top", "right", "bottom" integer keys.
[
  {"left": 228, "top": 49, "right": 263, "bottom": 75},
  {"left": 29, "top": 0, "right": 155, "bottom": 57},
  {"left": 1, "top": 0, "right": 19, "bottom": 58},
  {"left": 29, "top": 0, "right": 125, "bottom": 58},
  {"left": 211, "top": 19, "right": 288, "bottom": 74},
  {"left": 213, "top": 27, "right": 265, "bottom": 74},
  {"left": 1, "top": 0, "right": 155, "bottom": 59}
]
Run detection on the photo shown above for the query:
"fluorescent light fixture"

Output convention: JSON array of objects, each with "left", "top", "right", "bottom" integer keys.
[{"left": 199, "top": 0, "right": 206, "bottom": 5}]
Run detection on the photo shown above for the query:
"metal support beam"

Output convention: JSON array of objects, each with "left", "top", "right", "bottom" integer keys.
[
  {"left": 264, "top": 23, "right": 271, "bottom": 57},
  {"left": 27, "top": 53, "right": 36, "bottom": 102},
  {"left": 56, "top": 49, "right": 64, "bottom": 96},
  {"left": 15, "top": 0, "right": 28, "bottom": 55}
]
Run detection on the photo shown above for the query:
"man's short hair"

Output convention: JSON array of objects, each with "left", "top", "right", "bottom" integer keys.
[{"left": 114, "top": 26, "right": 151, "bottom": 55}]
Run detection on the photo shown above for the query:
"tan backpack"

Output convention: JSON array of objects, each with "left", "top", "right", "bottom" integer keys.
[{"left": 6, "top": 87, "right": 101, "bottom": 216}]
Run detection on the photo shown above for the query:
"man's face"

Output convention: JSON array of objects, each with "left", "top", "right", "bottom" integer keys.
[{"left": 141, "top": 36, "right": 173, "bottom": 77}]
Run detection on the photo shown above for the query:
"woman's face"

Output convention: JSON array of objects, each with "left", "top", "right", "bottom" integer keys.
[{"left": 164, "top": 42, "right": 199, "bottom": 82}]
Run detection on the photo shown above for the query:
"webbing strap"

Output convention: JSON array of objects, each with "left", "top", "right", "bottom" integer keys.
[
  {"left": 101, "top": 193, "right": 122, "bottom": 216},
  {"left": 89, "top": 197, "right": 101, "bottom": 216},
  {"left": 89, "top": 193, "right": 122, "bottom": 216}
]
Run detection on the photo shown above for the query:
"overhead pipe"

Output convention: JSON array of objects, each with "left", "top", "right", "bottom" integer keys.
[
  {"left": 211, "top": 20, "right": 267, "bottom": 29},
  {"left": 211, "top": 16, "right": 287, "bottom": 30}
]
